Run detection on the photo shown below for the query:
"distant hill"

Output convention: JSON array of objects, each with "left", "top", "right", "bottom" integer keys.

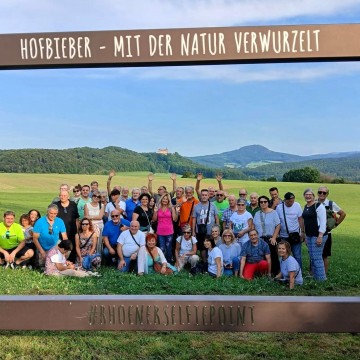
[
  {"left": 242, "top": 154, "right": 360, "bottom": 182},
  {"left": 189, "top": 144, "right": 360, "bottom": 169},
  {"left": 0, "top": 146, "right": 247, "bottom": 180}
]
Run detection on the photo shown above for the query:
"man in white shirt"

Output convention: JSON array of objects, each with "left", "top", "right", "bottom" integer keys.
[
  {"left": 317, "top": 186, "right": 346, "bottom": 275},
  {"left": 276, "top": 192, "right": 303, "bottom": 269},
  {"left": 117, "top": 221, "right": 145, "bottom": 273}
]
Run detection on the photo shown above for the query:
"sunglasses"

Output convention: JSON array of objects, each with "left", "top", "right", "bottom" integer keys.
[
  {"left": 81, "top": 223, "right": 90, "bottom": 226},
  {"left": 111, "top": 215, "right": 120, "bottom": 218},
  {"left": 318, "top": 191, "right": 327, "bottom": 195},
  {"left": 48, "top": 225, "right": 53, "bottom": 235},
  {"left": 239, "top": 193, "right": 246, "bottom": 196},
  {"left": 223, "top": 234, "right": 232, "bottom": 238},
  {"left": 5, "top": 230, "right": 11, "bottom": 239},
  {"left": 259, "top": 200, "right": 268, "bottom": 204},
  {"left": 92, "top": 195, "right": 101, "bottom": 199},
  {"left": 183, "top": 231, "right": 192, "bottom": 234},
  {"left": 216, "top": 194, "right": 224, "bottom": 197},
  {"left": 73, "top": 190, "right": 81, "bottom": 193},
  {"left": 237, "top": 203, "right": 245, "bottom": 206}
]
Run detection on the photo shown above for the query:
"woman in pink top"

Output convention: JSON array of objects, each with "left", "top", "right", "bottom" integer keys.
[{"left": 153, "top": 193, "right": 180, "bottom": 262}]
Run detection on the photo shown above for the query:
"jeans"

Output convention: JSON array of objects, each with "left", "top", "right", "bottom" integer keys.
[
  {"left": 280, "top": 237, "right": 303, "bottom": 270},
  {"left": 157, "top": 234, "right": 173, "bottom": 262},
  {"left": 223, "top": 257, "right": 240, "bottom": 276},
  {"left": 306, "top": 235, "right": 328, "bottom": 281},
  {"left": 118, "top": 256, "right": 137, "bottom": 273},
  {"left": 103, "top": 245, "right": 118, "bottom": 266},
  {"left": 290, "top": 242, "right": 302, "bottom": 270}
]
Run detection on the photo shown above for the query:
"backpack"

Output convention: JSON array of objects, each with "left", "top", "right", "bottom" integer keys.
[
  {"left": 316, "top": 201, "right": 337, "bottom": 232},
  {"left": 325, "top": 200, "right": 337, "bottom": 232}
]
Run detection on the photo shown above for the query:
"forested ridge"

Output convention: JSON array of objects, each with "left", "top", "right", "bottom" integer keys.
[
  {"left": 0, "top": 146, "right": 247, "bottom": 179},
  {"left": 1, "top": 146, "right": 358, "bottom": 181}
]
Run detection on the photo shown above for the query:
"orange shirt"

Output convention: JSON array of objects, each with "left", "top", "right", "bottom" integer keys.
[{"left": 179, "top": 197, "right": 199, "bottom": 227}]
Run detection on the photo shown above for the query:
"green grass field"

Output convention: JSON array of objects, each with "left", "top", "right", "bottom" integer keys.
[{"left": 0, "top": 173, "right": 359, "bottom": 359}]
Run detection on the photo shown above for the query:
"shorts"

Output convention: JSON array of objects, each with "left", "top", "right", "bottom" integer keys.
[
  {"left": 0, "top": 246, "right": 31, "bottom": 259},
  {"left": 322, "top": 232, "right": 332, "bottom": 257}
]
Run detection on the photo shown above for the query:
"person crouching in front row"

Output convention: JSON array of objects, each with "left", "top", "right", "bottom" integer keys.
[
  {"left": 239, "top": 229, "right": 271, "bottom": 280},
  {"left": 45, "top": 240, "right": 90, "bottom": 277},
  {"left": 275, "top": 241, "right": 303, "bottom": 289}
]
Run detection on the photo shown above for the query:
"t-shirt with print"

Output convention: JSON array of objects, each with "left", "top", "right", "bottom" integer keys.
[
  {"left": 193, "top": 202, "right": 218, "bottom": 235},
  {"left": 176, "top": 235, "right": 197, "bottom": 256}
]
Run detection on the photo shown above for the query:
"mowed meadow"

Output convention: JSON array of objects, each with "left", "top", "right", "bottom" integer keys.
[{"left": 0, "top": 172, "right": 359, "bottom": 360}]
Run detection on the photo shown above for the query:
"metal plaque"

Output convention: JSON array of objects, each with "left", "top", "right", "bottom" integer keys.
[{"left": 0, "top": 295, "right": 359, "bottom": 332}]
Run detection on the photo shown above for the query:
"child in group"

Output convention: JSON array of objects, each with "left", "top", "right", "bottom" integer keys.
[
  {"left": 20, "top": 213, "right": 36, "bottom": 268},
  {"left": 20, "top": 214, "right": 33, "bottom": 245},
  {"left": 45, "top": 240, "right": 94, "bottom": 277}
]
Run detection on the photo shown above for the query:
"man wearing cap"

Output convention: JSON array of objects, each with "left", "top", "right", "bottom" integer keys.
[
  {"left": 276, "top": 192, "right": 304, "bottom": 269},
  {"left": 105, "top": 189, "right": 126, "bottom": 221},
  {"left": 317, "top": 186, "right": 346, "bottom": 275}
]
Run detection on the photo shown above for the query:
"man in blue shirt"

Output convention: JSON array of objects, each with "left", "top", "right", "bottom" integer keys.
[
  {"left": 102, "top": 210, "right": 130, "bottom": 265},
  {"left": 125, "top": 188, "right": 141, "bottom": 221},
  {"left": 240, "top": 229, "right": 271, "bottom": 280},
  {"left": 33, "top": 204, "right": 68, "bottom": 266}
]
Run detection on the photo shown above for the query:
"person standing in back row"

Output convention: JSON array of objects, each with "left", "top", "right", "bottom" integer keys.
[
  {"left": 317, "top": 186, "right": 346, "bottom": 275},
  {"left": 192, "top": 189, "right": 219, "bottom": 263}
]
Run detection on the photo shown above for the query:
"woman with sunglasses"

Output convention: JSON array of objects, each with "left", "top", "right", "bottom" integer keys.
[
  {"left": 71, "top": 184, "right": 82, "bottom": 204},
  {"left": 229, "top": 198, "right": 253, "bottom": 246},
  {"left": 175, "top": 224, "right": 199, "bottom": 273},
  {"left": 84, "top": 190, "right": 105, "bottom": 254},
  {"left": 253, "top": 195, "right": 281, "bottom": 276},
  {"left": 218, "top": 229, "right": 241, "bottom": 276},
  {"left": 75, "top": 218, "right": 101, "bottom": 271}
]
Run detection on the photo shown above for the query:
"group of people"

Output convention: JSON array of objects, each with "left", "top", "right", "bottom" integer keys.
[{"left": 0, "top": 171, "right": 346, "bottom": 288}]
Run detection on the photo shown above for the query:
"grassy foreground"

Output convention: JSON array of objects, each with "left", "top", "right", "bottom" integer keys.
[{"left": 0, "top": 173, "right": 359, "bottom": 359}]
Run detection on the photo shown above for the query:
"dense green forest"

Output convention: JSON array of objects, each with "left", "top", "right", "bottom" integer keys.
[
  {"left": 0, "top": 147, "right": 247, "bottom": 179},
  {"left": 0, "top": 146, "right": 358, "bottom": 182}
]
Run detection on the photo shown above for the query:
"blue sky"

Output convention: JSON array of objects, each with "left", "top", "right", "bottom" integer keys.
[{"left": 1, "top": 0, "right": 360, "bottom": 157}]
